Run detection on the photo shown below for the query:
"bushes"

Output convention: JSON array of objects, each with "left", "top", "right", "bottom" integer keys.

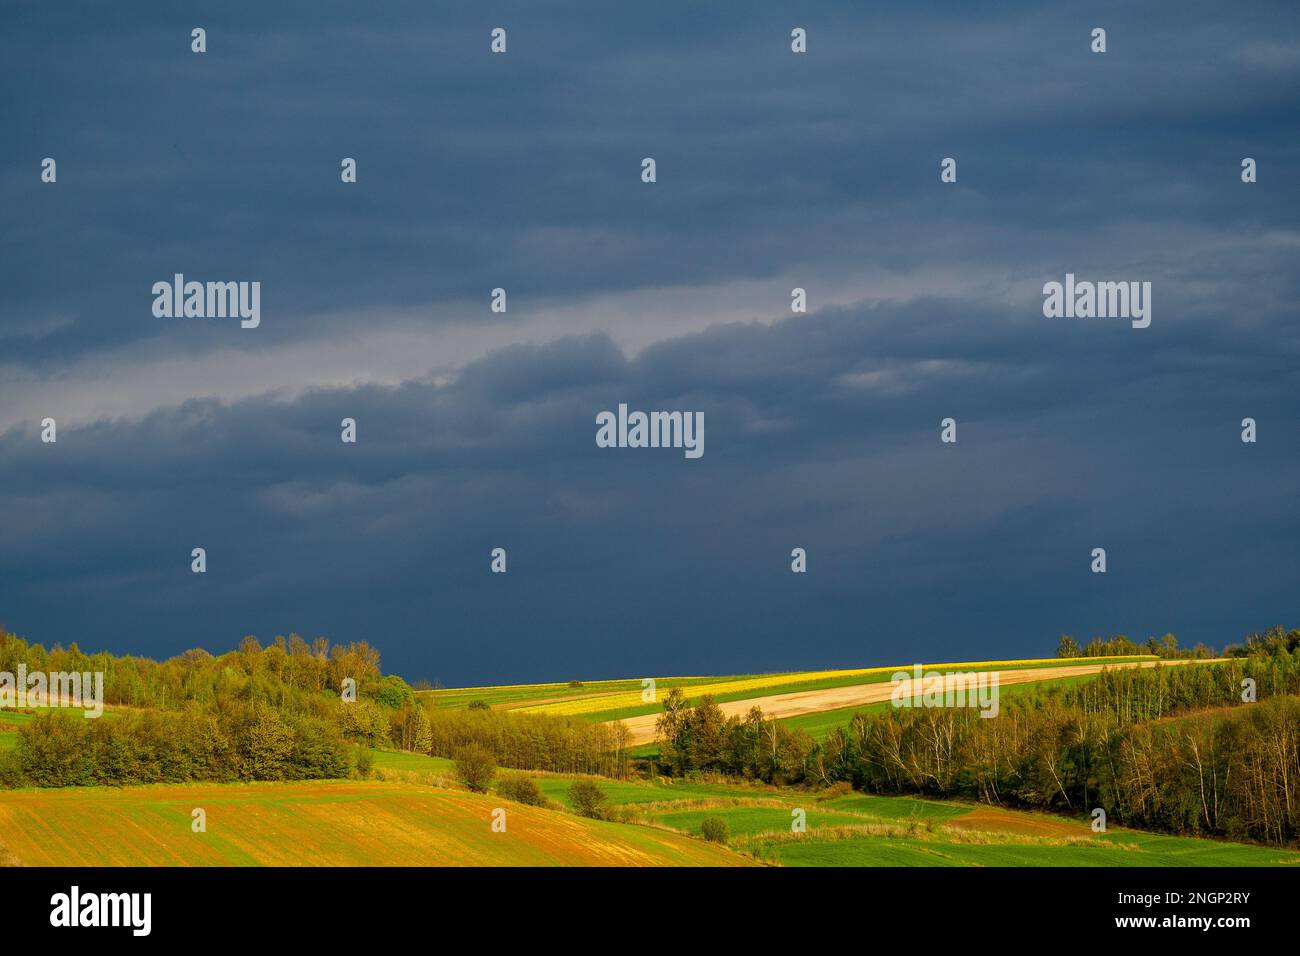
[
  {"left": 0, "top": 629, "right": 385, "bottom": 712},
  {"left": 337, "top": 699, "right": 390, "bottom": 747},
  {"left": 454, "top": 744, "right": 496, "bottom": 793},
  {"left": 816, "top": 781, "right": 853, "bottom": 801},
  {"left": 0, "top": 748, "right": 23, "bottom": 789},
  {"left": 568, "top": 780, "right": 607, "bottom": 818},
  {"left": 426, "top": 707, "right": 633, "bottom": 778},
  {"left": 656, "top": 690, "right": 814, "bottom": 784},
  {"left": 700, "top": 817, "right": 729, "bottom": 843},
  {"left": 354, "top": 747, "right": 375, "bottom": 779},
  {"left": 4, "top": 702, "right": 350, "bottom": 788},
  {"left": 389, "top": 702, "right": 432, "bottom": 753},
  {"left": 496, "top": 774, "right": 547, "bottom": 806},
  {"left": 371, "top": 674, "right": 415, "bottom": 709},
  {"left": 282, "top": 714, "right": 350, "bottom": 780}
]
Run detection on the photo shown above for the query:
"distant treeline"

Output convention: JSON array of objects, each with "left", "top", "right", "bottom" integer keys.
[
  {"left": 1056, "top": 632, "right": 1213, "bottom": 659},
  {"left": 425, "top": 708, "right": 635, "bottom": 778},
  {"left": 0, "top": 629, "right": 389, "bottom": 711},
  {"left": 1224, "top": 624, "right": 1300, "bottom": 658},
  {"left": 1055, "top": 625, "right": 1300, "bottom": 661}
]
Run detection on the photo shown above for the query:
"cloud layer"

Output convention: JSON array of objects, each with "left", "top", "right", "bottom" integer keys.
[{"left": 1, "top": 1, "right": 1297, "bottom": 682}]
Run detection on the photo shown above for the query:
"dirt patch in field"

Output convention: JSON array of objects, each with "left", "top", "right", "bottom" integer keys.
[{"left": 945, "top": 806, "right": 1086, "bottom": 839}]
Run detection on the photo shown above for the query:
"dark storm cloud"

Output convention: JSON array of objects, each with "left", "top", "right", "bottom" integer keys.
[
  {"left": 0, "top": 0, "right": 1296, "bottom": 680},
  {"left": 2, "top": 299, "right": 1296, "bottom": 681},
  {"left": 4, "top": 0, "right": 1298, "bottom": 363}
]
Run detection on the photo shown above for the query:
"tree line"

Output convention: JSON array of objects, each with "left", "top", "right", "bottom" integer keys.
[
  {"left": 1054, "top": 625, "right": 1300, "bottom": 660},
  {"left": 425, "top": 707, "right": 635, "bottom": 778},
  {"left": 655, "top": 641, "right": 1300, "bottom": 845},
  {"left": 655, "top": 689, "right": 815, "bottom": 784},
  {"left": 0, "top": 701, "right": 349, "bottom": 787},
  {"left": 817, "top": 650, "right": 1300, "bottom": 845},
  {"left": 0, "top": 629, "right": 415, "bottom": 787},
  {"left": 0, "top": 628, "right": 390, "bottom": 712}
]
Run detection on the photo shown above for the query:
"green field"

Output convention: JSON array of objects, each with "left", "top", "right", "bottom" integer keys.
[
  {"left": 358, "top": 748, "right": 1298, "bottom": 868},
  {"left": 766, "top": 830, "right": 1299, "bottom": 868},
  {"left": 0, "top": 711, "right": 33, "bottom": 752}
]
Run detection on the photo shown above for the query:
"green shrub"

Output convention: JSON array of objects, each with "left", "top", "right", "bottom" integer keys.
[
  {"left": 816, "top": 781, "right": 853, "bottom": 801},
  {"left": 497, "top": 774, "right": 546, "bottom": 806},
  {"left": 701, "top": 816, "right": 729, "bottom": 843},
  {"left": 0, "top": 747, "right": 27, "bottom": 789},
  {"left": 567, "top": 780, "right": 607, "bottom": 818},
  {"left": 454, "top": 744, "right": 496, "bottom": 793},
  {"left": 354, "top": 748, "right": 375, "bottom": 779},
  {"left": 370, "top": 674, "right": 415, "bottom": 709}
]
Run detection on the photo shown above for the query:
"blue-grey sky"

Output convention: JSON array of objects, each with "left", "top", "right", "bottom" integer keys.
[{"left": 1, "top": 1, "right": 1297, "bottom": 684}]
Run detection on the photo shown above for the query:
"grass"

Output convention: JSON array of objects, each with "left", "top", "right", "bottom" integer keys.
[
  {"left": 642, "top": 793, "right": 1298, "bottom": 868},
  {"left": 367, "top": 749, "right": 456, "bottom": 775},
  {"left": 820, "top": 794, "right": 970, "bottom": 821},
  {"left": 0, "top": 707, "right": 128, "bottom": 752},
  {"left": 766, "top": 830, "right": 1300, "bottom": 868},
  {"left": 0, "top": 710, "right": 36, "bottom": 752},
  {"left": 654, "top": 806, "right": 886, "bottom": 839}
]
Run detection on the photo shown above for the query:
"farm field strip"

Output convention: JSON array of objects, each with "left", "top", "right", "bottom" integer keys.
[
  {"left": 776, "top": 672, "right": 1105, "bottom": 741},
  {"left": 613, "top": 658, "right": 1219, "bottom": 745},
  {"left": 446, "top": 656, "right": 1160, "bottom": 722}
]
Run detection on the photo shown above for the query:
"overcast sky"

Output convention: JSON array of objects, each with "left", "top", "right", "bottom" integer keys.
[{"left": 1, "top": 1, "right": 1297, "bottom": 684}]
